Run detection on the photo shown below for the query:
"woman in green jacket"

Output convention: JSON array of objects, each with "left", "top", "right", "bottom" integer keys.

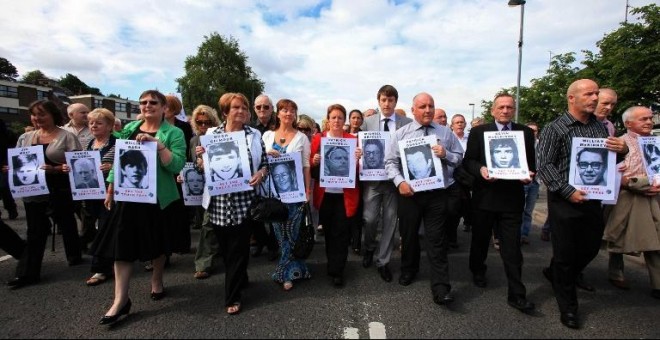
[{"left": 91, "top": 90, "right": 186, "bottom": 325}]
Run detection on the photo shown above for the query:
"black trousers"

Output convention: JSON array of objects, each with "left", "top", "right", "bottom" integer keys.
[
  {"left": 213, "top": 220, "right": 252, "bottom": 306},
  {"left": 319, "top": 193, "right": 350, "bottom": 278},
  {"left": 469, "top": 209, "right": 526, "bottom": 300},
  {"left": 0, "top": 218, "right": 25, "bottom": 258},
  {"left": 15, "top": 201, "right": 52, "bottom": 280},
  {"left": 398, "top": 188, "right": 451, "bottom": 296},
  {"left": 444, "top": 183, "right": 462, "bottom": 244},
  {"left": 547, "top": 191, "right": 604, "bottom": 314}
]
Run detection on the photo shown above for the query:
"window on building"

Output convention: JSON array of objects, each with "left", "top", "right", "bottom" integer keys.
[
  {"left": 0, "top": 107, "right": 19, "bottom": 114},
  {"left": 0, "top": 85, "right": 19, "bottom": 98},
  {"left": 115, "top": 102, "right": 127, "bottom": 112},
  {"left": 94, "top": 99, "right": 103, "bottom": 108},
  {"left": 37, "top": 90, "right": 49, "bottom": 101}
]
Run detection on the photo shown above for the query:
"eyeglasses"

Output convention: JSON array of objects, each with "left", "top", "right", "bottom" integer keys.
[
  {"left": 139, "top": 100, "right": 159, "bottom": 106},
  {"left": 578, "top": 162, "right": 603, "bottom": 170},
  {"left": 255, "top": 105, "right": 270, "bottom": 110},
  {"left": 195, "top": 120, "right": 213, "bottom": 126}
]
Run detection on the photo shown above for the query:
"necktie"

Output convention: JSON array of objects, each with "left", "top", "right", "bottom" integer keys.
[
  {"left": 502, "top": 124, "right": 509, "bottom": 131},
  {"left": 383, "top": 118, "right": 390, "bottom": 132},
  {"left": 424, "top": 126, "right": 430, "bottom": 136}
]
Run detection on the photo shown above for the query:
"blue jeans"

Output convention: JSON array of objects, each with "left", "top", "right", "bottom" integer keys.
[{"left": 521, "top": 181, "right": 540, "bottom": 237}]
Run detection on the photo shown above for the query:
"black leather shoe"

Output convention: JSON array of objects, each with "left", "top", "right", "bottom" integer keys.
[
  {"left": 7, "top": 277, "right": 39, "bottom": 289},
  {"left": 67, "top": 257, "right": 83, "bottom": 266},
  {"left": 651, "top": 289, "right": 660, "bottom": 299},
  {"left": 576, "top": 274, "right": 595, "bottom": 292},
  {"left": 473, "top": 273, "right": 487, "bottom": 288},
  {"left": 150, "top": 289, "right": 166, "bottom": 301},
  {"left": 398, "top": 273, "right": 415, "bottom": 286},
  {"left": 378, "top": 265, "right": 392, "bottom": 283},
  {"left": 542, "top": 267, "right": 553, "bottom": 284},
  {"left": 560, "top": 312, "right": 580, "bottom": 329},
  {"left": 362, "top": 250, "right": 374, "bottom": 268},
  {"left": 508, "top": 298, "right": 535, "bottom": 314},
  {"left": 99, "top": 299, "right": 131, "bottom": 325},
  {"left": 434, "top": 292, "right": 454, "bottom": 305},
  {"left": 332, "top": 276, "right": 344, "bottom": 287}
]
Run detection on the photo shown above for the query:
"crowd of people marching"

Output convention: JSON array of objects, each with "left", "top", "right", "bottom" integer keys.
[{"left": 0, "top": 80, "right": 658, "bottom": 330}]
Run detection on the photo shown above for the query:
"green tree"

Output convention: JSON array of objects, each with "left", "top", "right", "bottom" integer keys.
[
  {"left": 0, "top": 57, "right": 18, "bottom": 81},
  {"left": 176, "top": 33, "right": 265, "bottom": 115},
  {"left": 58, "top": 73, "right": 103, "bottom": 96},
  {"left": 20, "top": 70, "right": 49, "bottom": 85}
]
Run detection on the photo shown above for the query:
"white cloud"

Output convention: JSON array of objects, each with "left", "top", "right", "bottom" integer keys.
[{"left": 1, "top": 0, "right": 653, "bottom": 122}]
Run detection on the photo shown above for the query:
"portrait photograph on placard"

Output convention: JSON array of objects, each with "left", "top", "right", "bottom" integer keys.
[
  {"left": 180, "top": 162, "right": 204, "bottom": 206},
  {"left": 638, "top": 136, "right": 660, "bottom": 186},
  {"left": 113, "top": 139, "right": 158, "bottom": 204},
  {"left": 484, "top": 130, "right": 530, "bottom": 180},
  {"left": 398, "top": 135, "right": 444, "bottom": 192},
  {"left": 7, "top": 145, "right": 49, "bottom": 198},
  {"left": 319, "top": 137, "right": 357, "bottom": 189},
  {"left": 65, "top": 151, "right": 106, "bottom": 200},
  {"left": 200, "top": 131, "right": 252, "bottom": 195},
  {"left": 268, "top": 152, "right": 306, "bottom": 203},
  {"left": 358, "top": 131, "right": 389, "bottom": 181},
  {"left": 568, "top": 137, "right": 616, "bottom": 200}
]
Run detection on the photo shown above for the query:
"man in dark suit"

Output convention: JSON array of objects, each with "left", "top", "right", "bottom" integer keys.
[
  {"left": 360, "top": 85, "right": 412, "bottom": 282},
  {"left": 463, "top": 93, "right": 536, "bottom": 314}
]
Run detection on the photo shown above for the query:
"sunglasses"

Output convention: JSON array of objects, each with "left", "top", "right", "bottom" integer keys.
[
  {"left": 255, "top": 105, "right": 270, "bottom": 110},
  {"left": 139, "top": 100, "right": 159, "bottom": 106},
  {"left": 195, "top": 120, "right": 213, "bottom": 126}
]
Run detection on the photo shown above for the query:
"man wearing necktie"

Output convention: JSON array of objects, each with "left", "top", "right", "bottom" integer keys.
[
  {"left": 462, "top": 93, "right": 537, "bottom": 315},
  {"left": 360, "top": 85, "right": 412, "bottom": 283},
  {"left": 385, "top": 92, "right": 463, "bottom": 306}
]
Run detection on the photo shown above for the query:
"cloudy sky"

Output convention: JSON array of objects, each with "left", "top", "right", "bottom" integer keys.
[{"left": 2, "top": 0, "right": 652, "bottom": 123}]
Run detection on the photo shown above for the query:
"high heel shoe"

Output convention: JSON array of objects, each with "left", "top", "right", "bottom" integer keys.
[
  {"left": 151, "top": 288, "right": 166, "bottom": 301},
  {"left": 99, "top": 299, "right": 131, "bottom": 325}
]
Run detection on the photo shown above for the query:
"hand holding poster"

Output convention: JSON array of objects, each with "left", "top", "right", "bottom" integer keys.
[
  {"left": 320, "top": 137, "right": 357, "bottom": 189},
  {"left": 113, "top": 140, "right": 158, "bottom": 204},
  {"left": 358, "top": 131, "right": 389, "bottom": 181},
  {"left": 65, "top": 151, "right": 106, "bottom": 200},
  {"left": 267, "top": 151, "right": 306, "bottom": 203},
  {"left": 637, "top": 136, "right": 660, "bottom": 186},
  {"left": 180, "top": 162, "right": 204, "bottom": 206},
  {"left": 398, "top": 135, "right": 445, "bottom": 192},
  {"left": 484, "top": 130, "right": 531, "bottom": 180},
  {"left": 568, "top": 137, "right": 616, "bottom": 200},
  {"left": 7, "top": 146, "right": 49, "bottom": 198},
  {"left": 200, "top": 132, "right": 252, "bottom": 195}
]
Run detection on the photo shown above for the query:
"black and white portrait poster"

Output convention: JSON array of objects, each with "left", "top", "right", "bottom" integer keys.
[
  {"left": 7, "top": 145, "right": 49, "bottom": 198},
  {"left": 398, "top": 135, "right": 445, "bottom": 192},
  {"left": 65, "top": 151, "right": 106, "bottom": 200},
  {"left": 180, "top": 162, "right": 203, "bottom": 206},
  {"left": 568, "top": 137, "right": 616, "bottom": 200},
  {"left": 358, "top": 131, "right": 389, "bottom": 181},
  {"left": 200, "top": 131, "right": 252, "bottom": 195},
  {"left": 267, "top": 151, "right": 306, "bottom": 203},
  {"left": 113, "top": 139, "right": 158, "bottom": 204},
  {"left": 637, "top": 136, "right": 660, "bottom": 186},
  {"left": 484, "top": 130, "right": 531, "bottom": 180},
  {"left": 320, "top": 137, "right": 357, "bottom": 189}
]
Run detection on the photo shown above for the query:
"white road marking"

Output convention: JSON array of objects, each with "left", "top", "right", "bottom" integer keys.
[
  {"left": 368, "top": 322, "right": 387, "bottom": 339},
  {"left": 343, "top": 327, "right": 359, "bottom": 339},
  {"left": 0, "top": 255, "right": 12, "bottom": 262}
]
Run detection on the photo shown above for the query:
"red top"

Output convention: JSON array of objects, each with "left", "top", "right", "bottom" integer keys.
[{"left": 310, "top": 131, "right": 360, "bottom": 217}]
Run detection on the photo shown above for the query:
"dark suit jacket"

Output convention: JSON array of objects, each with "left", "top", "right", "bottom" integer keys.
[{"left": 463, "top": 122, "right": 536, "bottom": 212}]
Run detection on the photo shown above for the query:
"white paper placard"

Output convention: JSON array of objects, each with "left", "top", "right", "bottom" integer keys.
[
  {"left": 319, "top": 137, "right": 357, "bottom": 189},
  {"left": 180, "top": 162, "right": 204, "bottom": 206},
  {"left": 201, "top": 132, "right": 253, "bottom": 195},
  {"left": 267, "top": 151, "right": 306, "bottom": 203},
  {"left": 65, "top": 151, "right": 106, "bottom": 200},
  {"left": 484, "top": 130, "right": 531, "bottom": 180},
  {"left": 398, "top": 135, "right": 445, "bottom": 192},
  {"left": 7, "top": 146, "right": 49, "bottom": 198},
  {"left": 637, "top": 136, "right": 660, "bottom": 186},
  {"left": 568, "top": 137, "right": 616, "bottom": 200},
  {"left": 358, "top": 131, "right": 389, "bottom": 181},
  {"left": 113, "top": 140, "right": 158, "bottom": 204}
]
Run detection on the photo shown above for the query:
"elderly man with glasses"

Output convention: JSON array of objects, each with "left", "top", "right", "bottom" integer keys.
[{"left": 252, "top": 94, "right": 275, "bottom": 134}]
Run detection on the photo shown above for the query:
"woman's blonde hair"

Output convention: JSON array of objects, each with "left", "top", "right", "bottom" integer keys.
[
  {"left": 191, "top": 105, "right": 220, "bottom": 134},
  {"left": 87, "top": 108, "right": 116, "bottom": 126}
]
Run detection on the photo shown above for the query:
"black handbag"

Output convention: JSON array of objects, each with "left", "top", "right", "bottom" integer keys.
[
  {"left": 292, "top": 203, "right": 315, "bottom": 259},
  {"left": 249, "top": 172, "right": 288, "bottom": 223}
]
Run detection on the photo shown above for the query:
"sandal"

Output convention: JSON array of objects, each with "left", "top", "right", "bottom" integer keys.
[
  {"left": 283, "top": 281, "right": 293, "bottom": 291},
  {"left": 194, "top": 271, "right": 210, "bottom": 280},
  {"left": 226, "top": 303, "right": 241, "bottom": 315},
  {"left": 86, "top": 273, "right": 107, "bottom": 286}
]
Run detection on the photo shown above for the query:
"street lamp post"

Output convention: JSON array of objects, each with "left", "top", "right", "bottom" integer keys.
[
  {"left": 469, "top": 103, "right": 475, "bottom": 120},
  {"left": 509, "top": 0, "right": 525, "bottom": 123}
]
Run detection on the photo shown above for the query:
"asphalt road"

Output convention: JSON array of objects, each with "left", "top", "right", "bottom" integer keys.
[{"left": 0, "top": 188, "right": 658, "bottom": 339}]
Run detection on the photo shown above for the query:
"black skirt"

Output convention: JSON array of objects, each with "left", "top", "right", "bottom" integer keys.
[{"left": 90, "top": 201, "right": 172, "bottom": 262}]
